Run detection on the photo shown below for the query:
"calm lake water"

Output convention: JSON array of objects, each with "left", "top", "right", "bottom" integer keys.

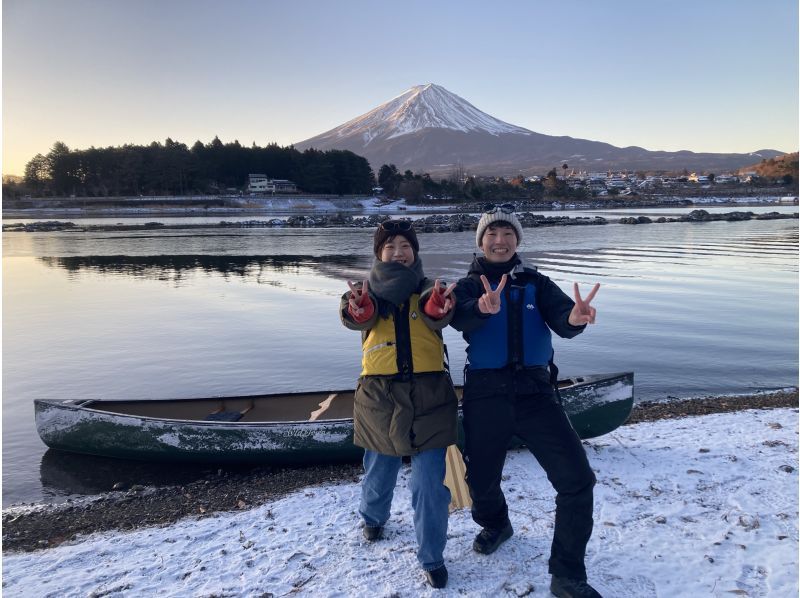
[{"left": 3, "top": 205, "right": 798, "bottom": 505}]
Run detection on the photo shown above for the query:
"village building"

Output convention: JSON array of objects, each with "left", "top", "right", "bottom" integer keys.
[{"left": 247, "top": 174, "right": 298, "bottom": 194}]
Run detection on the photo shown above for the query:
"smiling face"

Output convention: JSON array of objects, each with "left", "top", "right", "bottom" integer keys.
[
  {"left": 480, "top": 224, "right": 518, "bottom": 263},
  {"left": 379, "top": 235, "right": 415, "bottom": 266}
]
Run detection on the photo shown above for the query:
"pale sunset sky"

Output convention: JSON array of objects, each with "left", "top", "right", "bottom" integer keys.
[{"left": 2, "top": 0, "right": 798, "bottom": 176}]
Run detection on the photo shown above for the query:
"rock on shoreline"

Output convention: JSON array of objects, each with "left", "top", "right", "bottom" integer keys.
[
  {"left": 619, "top": 209, "right": 798, "bottom": 224},
  {"left": 2, "top": 390, "right": 796, "bottom": 554}
]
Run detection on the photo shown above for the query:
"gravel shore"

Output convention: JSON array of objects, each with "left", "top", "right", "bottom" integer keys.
[{"left": 3, "top": 390, "right": 796, "bottom": 553}]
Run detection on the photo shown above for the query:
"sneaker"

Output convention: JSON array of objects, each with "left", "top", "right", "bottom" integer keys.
[
  {"left": 472, "top": 522, "right": 513, "bottom": 554},
  {"left": 550, "top": 576, "right": 602, "bottom": 598},
  {"left": 424, "top": 564, "right": 448, "bottom": 589},
  {"left": 362, "top": 524, "right": 383, "bottom": 541}
]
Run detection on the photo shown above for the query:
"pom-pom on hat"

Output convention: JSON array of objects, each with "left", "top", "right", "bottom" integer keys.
[
  {"left": 373, "top": 219, "right": 419, "bottom": 258},
  {"left": 475, "top": 206, "right": 523, "bottom": 248}
]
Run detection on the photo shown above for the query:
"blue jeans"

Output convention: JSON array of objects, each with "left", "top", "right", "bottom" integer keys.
[{"left": 359, "top": 447, "right": 450, "bottom": 571}]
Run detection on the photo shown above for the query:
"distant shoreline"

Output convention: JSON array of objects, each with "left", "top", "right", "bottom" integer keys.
[
  {"left": 2, "top": 187, "right": 797, "bottom": 220},
  {"left": 3, "top": 207, "right": 797, "bottom": 234}
]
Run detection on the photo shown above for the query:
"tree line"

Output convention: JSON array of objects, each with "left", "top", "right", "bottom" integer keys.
[
  {"left": 12, "top": 137, "right": 375, "bottom": 197},
  {"left": 376, "top": 164, "right": 586, "bottom": 202}
]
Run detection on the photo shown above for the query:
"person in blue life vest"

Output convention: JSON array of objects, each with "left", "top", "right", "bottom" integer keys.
[
  {"left": 451, "top": 204, "right": 602, "bottom": 598},
  {"left": 340, "top": 220, "right": 459, "bottom": 589}
]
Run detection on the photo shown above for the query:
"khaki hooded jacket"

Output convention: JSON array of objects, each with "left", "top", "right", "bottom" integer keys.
[{"left": 340, "top": 278, "right": 458, "bottom": 456}]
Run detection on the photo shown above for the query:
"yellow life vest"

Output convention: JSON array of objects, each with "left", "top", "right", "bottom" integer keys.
[{"left": 361, "top": 294, "right": 444, "bottom": 377}]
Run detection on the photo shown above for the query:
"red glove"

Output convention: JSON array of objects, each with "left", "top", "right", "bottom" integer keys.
[
  {"left": 423, "top": 280, "right": 456, "bottom": 319},
  {"left": 347, "top": 280, "right": 375, "bottom": 323},
  {"left": 348, "top": 295, "right": 374, "bottom": 323}
]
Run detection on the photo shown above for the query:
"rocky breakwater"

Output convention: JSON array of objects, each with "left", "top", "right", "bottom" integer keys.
[
  {"left": 619, "top": 209, "right": 799, "bottom": 225},
  {"left": 3, "top": 213, "right": 608, "bottom": 233},
  {"left": 223, "top": 212, "right": 608, "bottom": 233},
  {"left": 412, "top": 212, "right": 607, "bottom": 233}
]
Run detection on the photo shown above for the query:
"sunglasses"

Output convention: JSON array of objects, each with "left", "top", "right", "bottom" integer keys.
[
  {"left": 380, "top": 220, "right": 413, "bottom": 232},
  {"left": 483, "top": 203, "right": 515, "bottom": 214}
]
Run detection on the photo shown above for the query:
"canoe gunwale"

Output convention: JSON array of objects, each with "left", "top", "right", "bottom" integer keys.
[{"left": 34, "top": 400, "right": 356, "bottom": 428}]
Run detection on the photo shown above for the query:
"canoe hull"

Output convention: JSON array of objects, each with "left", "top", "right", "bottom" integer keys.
[
  {"left": 35, "top": 402, "right": 362, "bottom": 464},
  {"left": 35, "top": 372, "right": 634, "bottom": 464}
]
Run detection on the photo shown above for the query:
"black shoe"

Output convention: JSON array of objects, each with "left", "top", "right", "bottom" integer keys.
[
  {"left": 472, "top": 522, "right": 513, "bottom": 554},
  {"left": 362, "top": 524, "right": 383, "bottom": 541},
  {"left": 424, "top": 564, "right": 448, "bottom": 589},
  {"left": 550, "top": 576, "right": 602, "bottom": 598}
]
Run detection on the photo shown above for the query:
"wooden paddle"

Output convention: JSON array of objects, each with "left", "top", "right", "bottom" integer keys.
[
  {"left": 309, "top": 394, "right": 337, "bottom": 421},
  {"left": 444, "top": 444, "right": 472, "bottom": 511}
]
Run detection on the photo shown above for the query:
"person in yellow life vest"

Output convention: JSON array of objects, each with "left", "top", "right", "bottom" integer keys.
[{"left": 340, "top": 219, "right": 458, "bottom": 589}]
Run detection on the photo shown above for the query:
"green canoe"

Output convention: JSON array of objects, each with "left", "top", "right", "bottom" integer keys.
[{"left": 34, "top": 372, "right": 633, "bottom": 464}]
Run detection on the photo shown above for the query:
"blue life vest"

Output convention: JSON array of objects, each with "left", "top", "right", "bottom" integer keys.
[{"left": 466, "top": 279, "right": 553, "bottom": 369}]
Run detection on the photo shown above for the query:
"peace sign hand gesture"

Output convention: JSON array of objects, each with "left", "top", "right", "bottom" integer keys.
[
  {"left": 477, "top": 274, "right": 507, "bottom": 314},
  {"left": 347, "top": 279, "right": 372, "bottom": 316},
  {"left": 568, "top": 282, "right": 600, "bottom": 326},
  {"left": 424, "top": 279, "right": 457, "bottom": 318}
]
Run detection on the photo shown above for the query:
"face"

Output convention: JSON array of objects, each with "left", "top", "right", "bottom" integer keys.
[
  {"left": 480, "top": 225, "right": 518, "bottom": 263},
  {"left": 379, "top": 235, "right": 415, "bottom": 266}
]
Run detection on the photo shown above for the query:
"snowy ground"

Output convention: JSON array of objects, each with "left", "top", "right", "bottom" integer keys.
[{"left": 3, "top": 408, "right": 797, "bottom": 597}]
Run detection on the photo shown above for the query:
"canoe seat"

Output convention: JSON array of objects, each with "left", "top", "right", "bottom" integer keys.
[
  {"left": 205, "top": 400, "right": 254, "bottom": 422},
  {"left": 205, "top": 411, "right": 245, "bottom": 422}
]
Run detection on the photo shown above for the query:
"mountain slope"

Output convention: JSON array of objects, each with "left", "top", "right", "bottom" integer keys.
[
  {"left": 295, "top": 84, "right": 785, "bottom": 175},
  {"left": 742, "top": 151, "right": 798, "bottom": 179}
]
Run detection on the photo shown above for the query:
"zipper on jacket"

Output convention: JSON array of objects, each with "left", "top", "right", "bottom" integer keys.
[
  {"left": 507, "top": 284, "right": 524, "bottom": 369},
  {"left": 394, "top": 301, "right": 413, "bottom": 380}
]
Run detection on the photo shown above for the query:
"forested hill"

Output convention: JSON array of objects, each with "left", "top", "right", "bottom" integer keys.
[
  {"left": 17, "top": 137, "right": 375, "bottom": 197},
  {"left": 743, "top": 152, "right": 798, "bottom": 182}
]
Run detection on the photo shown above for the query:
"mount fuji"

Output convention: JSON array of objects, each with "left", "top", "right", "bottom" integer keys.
[{"left": 294, "top": 84, "right": 783, "bottom": 176}]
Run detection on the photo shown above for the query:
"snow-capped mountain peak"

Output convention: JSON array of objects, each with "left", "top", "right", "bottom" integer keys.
[
  {"left": 327, "top": 83, "right": 532, "bottom": 144},
  {"left": 294, "top": 84, "right": 783, "bottom": 175}
]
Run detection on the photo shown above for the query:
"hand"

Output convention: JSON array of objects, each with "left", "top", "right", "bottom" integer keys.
[
  {"left": 426, "top": 279, "right": 457, "bottom": 317},
  {"left": 477, "top": 274, "right": 507, "bottom": 314},
  {"left": 568, "top": 282, "right": 600, "bottom": 325},
  {"left": 347, "top": 279, "right": 371, "bottom": 316}
]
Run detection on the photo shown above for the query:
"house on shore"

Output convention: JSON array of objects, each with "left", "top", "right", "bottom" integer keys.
[
  {"left": 247, "top": 174, "right": 298, "bottom": 194},
  {"left": 688, "top": 172, "right": 710, "bottom": 184}
]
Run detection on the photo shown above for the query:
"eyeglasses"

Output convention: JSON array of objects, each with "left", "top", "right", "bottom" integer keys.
[
  {"left": 380, "top": 220, "right": 413, "bottom": 232},
  {"left": 483, "top": 203, "right": 515, "bottom": 214}
]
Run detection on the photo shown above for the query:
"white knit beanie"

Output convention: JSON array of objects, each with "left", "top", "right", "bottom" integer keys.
[{"left": 475, "top": 211, "right": 523, "bottom": 248}]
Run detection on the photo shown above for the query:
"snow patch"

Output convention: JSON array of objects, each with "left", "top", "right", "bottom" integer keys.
[
  {"left": 7, "top": 408, "right": 797, "bottom": 597},
  {"left": 324, "top": 83, "right": 532, "bottom": 143}
]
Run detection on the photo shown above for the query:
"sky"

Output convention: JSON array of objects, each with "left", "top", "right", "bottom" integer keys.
[
  {"left": 2, "top": 0, "right": 798, "bottom": 176},
  {"left": 3, "top": 408, "right": 798, "bottom": 596}
]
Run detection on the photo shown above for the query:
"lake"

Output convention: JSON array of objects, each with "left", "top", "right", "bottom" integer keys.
[{"left": 3, "top": 205, "right": 798, "bottom": 505}]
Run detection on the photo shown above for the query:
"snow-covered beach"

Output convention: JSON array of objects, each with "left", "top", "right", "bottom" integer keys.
[{"left": 3, "top": 407, "right": 797, "bottom": 597}]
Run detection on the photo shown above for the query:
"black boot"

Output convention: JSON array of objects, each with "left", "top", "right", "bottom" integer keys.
[
  {"left": 424, "top": 564, "right": 448, "bottom": 589},
  {"left": 362, "top": 524, "right": 383, "bottom": 541},
  {"left": 472, "top": 522, "right": 513, "bottom": 554},
  {"left": 550, "top": 576, "right": 602, "bottom": 598}
]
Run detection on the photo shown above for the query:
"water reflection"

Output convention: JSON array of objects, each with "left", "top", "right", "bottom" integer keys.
[
  {"left": 39, "top": 254, "right": 370, "bottom": 284},
  {"left": 38, "top": 448, "right": 359, "bottom": 501},
  {"left": 39, "top": 449, "right": 222, "bottom": 498}
]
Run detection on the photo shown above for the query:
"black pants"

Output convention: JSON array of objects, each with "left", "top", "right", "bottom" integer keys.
[{"left": 462, "top": 367, "right": 596, "bottom": 580}]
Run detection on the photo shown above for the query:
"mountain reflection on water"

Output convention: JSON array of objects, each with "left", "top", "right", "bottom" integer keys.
[{"left": 39, "top": 254, "right": 369, "bottom": 283}]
